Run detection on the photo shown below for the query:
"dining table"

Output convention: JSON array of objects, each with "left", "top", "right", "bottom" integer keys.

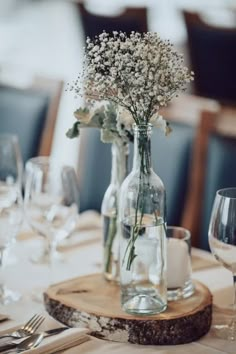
[{"left": 0, "top": 210, "right": 235, "bottom": 354}]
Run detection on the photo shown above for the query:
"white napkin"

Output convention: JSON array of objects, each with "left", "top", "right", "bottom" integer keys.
[
  {"left": 18, "top": 210, "right": 102, "bottom": 242},
  {"left": 76, "top": 210, "right": 102, "bottom": 231},
  {"left": 57, "top": 210, "right": 102, "bottom": 250},
  {"left": 0, "top": 314, "right": 89, "bottom": 354},
  {"left": 58, "top": 229, "right": 101, "bottom": 251},
  {"left": 25, "top": 328, "right": 89, "bottom": 354},
  {"left": 0, "top": 314, "right": 9, "bottom": 323}
]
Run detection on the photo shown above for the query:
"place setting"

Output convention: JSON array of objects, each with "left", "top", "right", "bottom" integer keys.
[{"left": 0, "top": 313, "right": 89, "bottom": 353}]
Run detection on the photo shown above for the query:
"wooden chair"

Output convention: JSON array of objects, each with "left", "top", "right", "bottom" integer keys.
[
  {"left": 147, "top": 95, "right": 219, "bottom": 227},
  {"left": 0, "top": 76, "right": 63, "bottom": 163},
  {"left": 78, "top": 128, "right": 111, "bottom": 212},
  {"left": 183, "top": 10, "right": 236, "bottom": 105},
  {"left": 77, "top": 3, "right": 148, "bottom": 39},
  {"left": 30, "top": 76, "right": 63, "bottom": 157},
  {"left": 182, "top": 106, "right": 236, "bottom": 249}
]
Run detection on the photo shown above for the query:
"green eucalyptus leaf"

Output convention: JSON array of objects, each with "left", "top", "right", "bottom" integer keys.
[
  {"left": 66, "top": 121, "right": 80, "bottom": 139},
  {"left": 89, "top": 110, "right": 105, "bottom": 127},
  {"left": 100, "top": 129, "right": 116, "bottom": 143},
  {"left": 74, "top": 107, "right": 90, "bottom": 123}
]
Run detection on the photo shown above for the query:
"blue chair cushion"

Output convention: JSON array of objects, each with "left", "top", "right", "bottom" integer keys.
[
  {"left": 78, "top": 129, "right": 111, "bottom": 212},
  {"left": 0, "top": 85, "right": 49, "bottom": 163}
]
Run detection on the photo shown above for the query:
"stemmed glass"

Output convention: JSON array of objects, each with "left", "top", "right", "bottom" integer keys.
[
  {"left": 24, "top": 156, "right": 79, "bottom": 265},
  {"left": 0, "top": 134, "right": 23, "bottom": 304},
  {"left": 208, "top": 187, "right": 236, "bottom": 340}
]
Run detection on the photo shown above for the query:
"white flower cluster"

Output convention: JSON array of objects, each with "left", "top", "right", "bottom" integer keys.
[{"left": 70, "top": 31, "right": 193, "bottom": 124}]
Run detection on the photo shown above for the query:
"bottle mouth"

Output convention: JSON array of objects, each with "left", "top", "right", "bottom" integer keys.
[{"left": 132, "top": 123, "right": 153, "bottom": 132}]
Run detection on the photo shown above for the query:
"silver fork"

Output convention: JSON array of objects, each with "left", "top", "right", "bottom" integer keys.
[{"left": 0, "top": 314, "right": 45, "bottom": 340}]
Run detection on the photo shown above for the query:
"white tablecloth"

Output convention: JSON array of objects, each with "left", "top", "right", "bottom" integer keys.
[{"left": 0, "top": 225, "right": 235, "bottom": 353}]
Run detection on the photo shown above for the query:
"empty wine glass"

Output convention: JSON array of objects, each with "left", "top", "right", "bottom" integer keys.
[
  {"left": 24, "top": 156, "right": 79, "bottom": 265},
  {"left": 0, "top": 134, "right": 23, "bottom": 304},
  {"left": 208, "top": 187, "right": 236, "bottom": 340}
]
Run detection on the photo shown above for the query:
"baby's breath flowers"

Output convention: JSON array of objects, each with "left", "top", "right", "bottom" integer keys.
[
  {"left": 67, "top": 31, "right": 193, "bottom": 271},
  {"left": 69, "top": 31, "right": 193, "bottom": 125}
]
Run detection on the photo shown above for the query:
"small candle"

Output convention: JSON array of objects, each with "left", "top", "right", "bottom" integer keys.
[{"left": 167, "top": 238, "right": 191, "bottom": 289}]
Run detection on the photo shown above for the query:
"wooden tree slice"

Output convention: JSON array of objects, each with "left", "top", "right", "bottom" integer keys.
[{"left": 44, "top": 273, "right": 212, "bottom": 345}]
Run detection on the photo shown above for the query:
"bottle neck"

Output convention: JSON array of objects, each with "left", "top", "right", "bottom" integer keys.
[
  {"left": 132, "top": 124, "right": 152, "bottom": 174},
  {"left": 110, "top": 141, "right": 129, "bottom": 186}
]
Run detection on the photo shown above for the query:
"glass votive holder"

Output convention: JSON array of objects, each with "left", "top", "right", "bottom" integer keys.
[{"left": 166, "top": 226, "right": 195, "bottom": 301}]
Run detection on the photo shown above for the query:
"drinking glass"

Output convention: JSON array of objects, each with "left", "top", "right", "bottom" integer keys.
[
  {"left": 24, "top": 156, "right": 79, "bottom": 265},
  {"left": 0, "top": 134, "right": 23, "bottom": 304},
  {"left": 208, "top": 187, "right": 236, "bottom": 340},
  {"left": 166, "top": 226, "right": 194, "bottom": 301}
]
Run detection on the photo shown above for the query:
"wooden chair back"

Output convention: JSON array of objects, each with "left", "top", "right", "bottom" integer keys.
[
  {"left": 78, "top": 4, "right": 148, "bottom": 39},
  {"left": 182, "top": 106, "right": 236, "bottom": 248},
  {"left": 158, "top": 95, "right": 219, "bottom": 227},
  {"left": 31, "top": 76, "right": 63, "bottom": 156},
  {"left": 183, "top": 10, "right": 236, "bottom": 105},
  {"left": 0, "top": 76, "right": 63, "bottom": 163}
]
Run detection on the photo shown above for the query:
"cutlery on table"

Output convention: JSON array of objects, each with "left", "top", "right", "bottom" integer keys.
[
  {"left": 0, "top": 333, "right": 44, "bottom": 353},
  {"left": 0, "top": 316, "right": 9, "bottom": 324},
  {"left": 0, "top": 327, "right": 69, "bottom": 352},
  {"left": 0, "top": 314, "right": 45, "bottom": 340}
]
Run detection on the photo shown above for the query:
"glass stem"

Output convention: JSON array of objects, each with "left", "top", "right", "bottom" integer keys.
[
  {"left": 0, "top": 249, "right": 4, "bottom": 297},
  {"left": 44, "top": 239, "right": 57, "bottom": 266},
  {"left": 228, "top": 274, "right": 236, "bottom": 340},
  {"left": 233, "top": 275, "right": 236, "bottom": 309},
  {"left": 44, "top": 239, "right": 58, "bottom": 288},
  {"left": 232, "top": 275, "right": 236, "bottom": 324},
  {"left": 0, "top": 249, "right": 3, "bottom": 267}
]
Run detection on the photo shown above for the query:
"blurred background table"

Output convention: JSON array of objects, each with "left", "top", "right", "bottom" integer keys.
[
  {"left": 0, "top": 0, "right": 235, "bottom": 166},
  {"left": 1, "top": 1, "right": 236, "bottom": 250}
]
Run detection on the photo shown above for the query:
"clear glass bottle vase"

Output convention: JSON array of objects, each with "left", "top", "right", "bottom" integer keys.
[
  {"left": 119, "top": 123, "right": 167, "bottom": 315},
  {"left": 101, "top": 141, "right": 128, "bottom": 282}
]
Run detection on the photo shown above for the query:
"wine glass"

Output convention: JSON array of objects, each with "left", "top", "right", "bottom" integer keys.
[
  {"left": 208, "top": 187, "right": 236, "bottom": 340},
  {"left": 24, "top": 156, "right": 79, "bottom": 265},
  {"left": 0, "top": 134, "right": 23, "bottom": 304}
]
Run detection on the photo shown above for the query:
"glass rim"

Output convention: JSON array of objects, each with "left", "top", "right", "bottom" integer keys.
[
  {"left": 216, "top": 187, "right": 236, "bottom": 200},
  {"left": 166, "top": 226, "right": 191, "bottom": 240},
  {"left": 26, "top": 156, "right": 50, "bottom": 167},
  {"left": 0, "top": 133, "right": 19, "bottom": 142},
  {"left": 25, "top": 156, "right": 74, "bottom": 172}
]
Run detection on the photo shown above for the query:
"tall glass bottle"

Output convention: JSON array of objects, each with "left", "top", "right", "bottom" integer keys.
[
  {"left": 101, "top": 141, "right": 128, "bottom": 281},
  {"left": 119, "top": 124, "right": 167, "bottom": 315}
]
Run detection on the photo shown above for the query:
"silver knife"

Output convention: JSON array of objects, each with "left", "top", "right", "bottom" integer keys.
[{"left": 0, "top": 327, "right": 69, "bottom": 352}]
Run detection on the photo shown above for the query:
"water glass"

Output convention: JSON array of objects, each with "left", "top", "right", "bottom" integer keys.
[
  {"left": 0, "top": 134, "right": 23, "bottom": 304},
  {"left": 208, "top": 188, "right": 236, "bottom": 340},
  {"left": 24, "top": 156, "right": 79, "bottom": 265},
  {"left": 166, "top": 226, "right": 194, "bottom": 301}
]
